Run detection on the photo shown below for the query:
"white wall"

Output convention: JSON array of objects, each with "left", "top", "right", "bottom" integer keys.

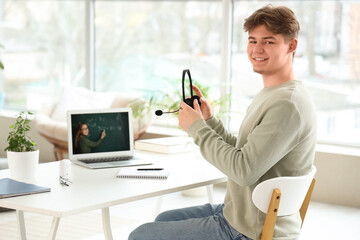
[{"left": 312, "top": 146, "right": 360, "bottom": 208}]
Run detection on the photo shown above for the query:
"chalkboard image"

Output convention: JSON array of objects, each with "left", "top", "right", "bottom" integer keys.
[{"left": 71, "top": 112, "right": 130, "bottom": 154}]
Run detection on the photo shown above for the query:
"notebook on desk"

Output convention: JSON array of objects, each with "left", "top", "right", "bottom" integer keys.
[
  {"left": 67, "top": 108, "right": 152, "bottom": 169},
  {"left": 0, "top": 178, "right": 51, "bottom": 199}
]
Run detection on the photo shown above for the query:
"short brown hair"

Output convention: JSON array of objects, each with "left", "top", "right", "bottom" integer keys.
[{"left": 244, "top": 5, "right": 300, "bottom": 42}]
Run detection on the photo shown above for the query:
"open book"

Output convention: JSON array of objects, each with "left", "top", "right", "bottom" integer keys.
[{"left": 117, "top": 168, "right": 170, "bottom": 179}]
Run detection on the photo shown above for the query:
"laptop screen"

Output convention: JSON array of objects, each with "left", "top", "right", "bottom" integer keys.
[{"left": 67, "top": 108, "right": 134, "bottom": 159}]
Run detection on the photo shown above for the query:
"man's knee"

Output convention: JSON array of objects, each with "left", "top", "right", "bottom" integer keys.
[
  {"left": 154, "top": 210, "right": 172, "bottom": 222},
  {"left": 128, "top": 223, "right": 147, "bottom": 240},
  {"left": 155, "top": 208, "right": 187, "bottom": 222},
  {"left": 129, "top": 222, "right": 171, "bottom": 240}
]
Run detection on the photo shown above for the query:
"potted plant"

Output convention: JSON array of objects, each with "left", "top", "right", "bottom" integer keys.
[{"left": 4, "top": 111, "right": 39, "bottom": 180}]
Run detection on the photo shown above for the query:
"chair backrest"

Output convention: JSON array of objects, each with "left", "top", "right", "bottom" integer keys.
[{"left": 252, "top": 166, "right": 316, "bottom": 217}]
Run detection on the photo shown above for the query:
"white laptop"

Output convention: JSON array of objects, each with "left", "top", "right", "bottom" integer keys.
[{"left": 67, "top": 108, "right": 152, "bottom": 169}]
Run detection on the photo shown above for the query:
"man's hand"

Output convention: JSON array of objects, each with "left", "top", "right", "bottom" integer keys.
[
  {"left": 179, "top": 99, "right": 203, "bottom": 132},
  {"left": 192, "top": 85, "right": 213, "bottom": 121}
]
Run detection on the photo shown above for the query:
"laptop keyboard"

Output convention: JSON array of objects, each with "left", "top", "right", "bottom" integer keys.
[{"left": 79, "top": 156, "right": 133, "bottom": 164}]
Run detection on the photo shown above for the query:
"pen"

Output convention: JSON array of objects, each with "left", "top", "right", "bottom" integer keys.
[{"left": 137, "top": 168, "right": 164, "bottom": 171}]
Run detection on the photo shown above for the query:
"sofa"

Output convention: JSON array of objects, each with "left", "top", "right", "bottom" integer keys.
[{"left": 35, "top": 87, "right": 152, "bottom": 161}]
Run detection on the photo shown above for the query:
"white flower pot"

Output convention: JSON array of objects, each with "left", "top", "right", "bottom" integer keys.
[{"left": 7, "top": 150, "right": 39, "bottom": 180}]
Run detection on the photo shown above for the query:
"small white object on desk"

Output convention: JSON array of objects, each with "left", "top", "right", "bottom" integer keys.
[{"left": 59, "top": 159, "right": 71, "bottom": 178}]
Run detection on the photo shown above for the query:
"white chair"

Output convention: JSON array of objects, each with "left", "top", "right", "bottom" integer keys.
[{"left": 252, "top": 166, "right": 316, "bottom": 240}]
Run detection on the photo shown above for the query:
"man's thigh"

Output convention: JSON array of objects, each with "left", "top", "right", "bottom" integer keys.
[
  {"left": 155, "top": 203, "right": 223, "bottom": 222},
  {"left": 129, "top": 212, "right": 234, "bottom": 240}
]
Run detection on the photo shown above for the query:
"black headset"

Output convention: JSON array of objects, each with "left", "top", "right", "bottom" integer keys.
[
  {"left": 155, "top": 69, "right": 201, "bottom": 116},
  {"left": 182, "top": 69, "right": 201, "bottom": 109}
]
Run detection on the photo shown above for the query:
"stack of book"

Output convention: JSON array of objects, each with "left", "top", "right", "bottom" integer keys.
[{"left": 135, "top": 137, "right": 196, "bottom": 154}]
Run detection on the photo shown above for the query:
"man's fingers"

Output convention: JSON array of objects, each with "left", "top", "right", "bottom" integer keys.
[
  {"left": 193, "top": 99, "right": 201, "bottom": 112},
  {"left": 192, "top": 85, "right": 204, "bottom": 98}
]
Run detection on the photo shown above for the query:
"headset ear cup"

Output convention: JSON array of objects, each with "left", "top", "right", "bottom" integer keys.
[
  {"left": 185, "top": 98, "right": 194, "bottom": 108},
  {"left": 184, "top": 95, "right": 201, "bottom": 109},
  {"left": 192, "top": 95, "right": 201, "bottom": 107}
]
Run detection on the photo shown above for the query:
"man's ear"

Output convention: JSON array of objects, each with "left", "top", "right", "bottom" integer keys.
[{"left": 289, "top": 38, "right": 298, "bottom": 53}]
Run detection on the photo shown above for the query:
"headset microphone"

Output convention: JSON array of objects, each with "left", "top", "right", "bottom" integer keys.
[
  {"left": 155, "top": 69, "right": 201, "bottom": 116},
  {"left": 155, "top": 108, "right": 181, "bottom": 116}
]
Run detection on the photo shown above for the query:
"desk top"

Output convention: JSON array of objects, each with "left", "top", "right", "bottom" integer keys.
[{"left": 0, "top": 151, "right": 226, "bottom": 218}]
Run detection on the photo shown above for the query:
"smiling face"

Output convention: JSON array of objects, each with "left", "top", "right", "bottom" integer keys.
[
  {"left": 80, "top": 124, "right": 89, "bottom": 136},
  {"left": 247, "top": 25, "right": 297, "bottom": 86}
]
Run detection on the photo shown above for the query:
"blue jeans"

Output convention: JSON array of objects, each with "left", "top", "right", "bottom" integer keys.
[{"left": 128, "top": 203, "right": 252, "bottom": 240}]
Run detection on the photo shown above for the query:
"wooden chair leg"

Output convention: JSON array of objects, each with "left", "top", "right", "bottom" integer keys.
[
  {"left": 53, "top": 147, "right": 59, "bottom": 161},
  {"left": 261, "top": 188, "right": 281, "bottom": 240},
  {"left": 300, "top": 178, "right": 316, "bottom": 227}
]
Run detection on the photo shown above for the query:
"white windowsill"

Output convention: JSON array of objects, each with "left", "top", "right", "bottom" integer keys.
[
  {"left": 146, "top": 125, "right": 360, "bottom": 158},
  {"left": 316, "top": 144, "right": 360, "bottom": 157}
]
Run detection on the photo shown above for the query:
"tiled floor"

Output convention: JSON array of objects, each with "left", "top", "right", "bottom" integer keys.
[{"left": 1, "top": 185, "right": 360, "bottom": 240}]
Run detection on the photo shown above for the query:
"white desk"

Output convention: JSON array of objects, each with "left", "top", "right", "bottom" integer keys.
[{"left": 0, "top": 150, "right": 227, "bottom": 240}]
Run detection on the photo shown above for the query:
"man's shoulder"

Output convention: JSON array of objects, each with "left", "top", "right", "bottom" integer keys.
[{"left": 268, "top": 80, "right": 312, "bottom": 104}]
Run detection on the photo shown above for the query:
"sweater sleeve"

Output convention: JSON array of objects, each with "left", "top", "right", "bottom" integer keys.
[
  {"left": 188, "top": 100, "right": 301, "bottom": 186},
  {"left": 205, "top": 117, "right": 237, "bottom": 146}
]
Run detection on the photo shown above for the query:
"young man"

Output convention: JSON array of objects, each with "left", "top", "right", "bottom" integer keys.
[{"left": 129, "top": 5, "right": 317, "bottom": 240}]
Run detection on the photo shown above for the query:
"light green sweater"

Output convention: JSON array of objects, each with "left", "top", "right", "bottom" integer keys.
[{"left": 188, "top": 80, "right": 317, "bottom": 240}]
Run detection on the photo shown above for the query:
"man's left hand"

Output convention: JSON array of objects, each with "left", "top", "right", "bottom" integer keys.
[{"left": 179, "top": 99, "right": 203, "bottom": 132}]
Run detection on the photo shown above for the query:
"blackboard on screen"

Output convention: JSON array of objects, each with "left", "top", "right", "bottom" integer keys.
[{"left": 70, "top": 112, "right": 130, "bottom": 154}]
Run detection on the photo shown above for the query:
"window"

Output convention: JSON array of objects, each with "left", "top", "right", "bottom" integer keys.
[
  {"left": 94, "top": 1, "right": 222, "bottom": 101},
  {"left": 355, "top": 110, "right": 360, "bottom": 129},
  {"left": 0, "top": 0, "right": 359, "bottom": 147},
  {"left": 0, "top": 1, "right": 85, "bottom": 110}
]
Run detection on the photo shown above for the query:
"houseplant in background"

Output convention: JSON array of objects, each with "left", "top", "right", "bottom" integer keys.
[
  {"left": 4, "top": 111, "right": 39, "bottom": 180},
  {"left": 128, "top": 95, "right": 155, "bottom": 139},
  {"left": 148, "top": 78, "right": 231, "bottom": 120}
]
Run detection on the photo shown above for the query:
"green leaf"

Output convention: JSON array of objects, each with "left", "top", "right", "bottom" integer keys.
[{"left": 4, "top": 111, "right": 37, "bottom": 152}]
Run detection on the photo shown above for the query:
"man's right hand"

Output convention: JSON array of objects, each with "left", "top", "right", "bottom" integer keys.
[{"left": 192, "top": 85, "right": 213, "bottom": 121}]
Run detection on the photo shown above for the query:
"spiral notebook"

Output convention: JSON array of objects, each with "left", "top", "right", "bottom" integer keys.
[{"left": 117, "top": 168, "right": 169, "bottom": 179}]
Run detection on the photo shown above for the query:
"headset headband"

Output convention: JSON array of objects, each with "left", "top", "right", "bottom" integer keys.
[{"left": 182, "top": 69, "right": 194, "bottom": 102}]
